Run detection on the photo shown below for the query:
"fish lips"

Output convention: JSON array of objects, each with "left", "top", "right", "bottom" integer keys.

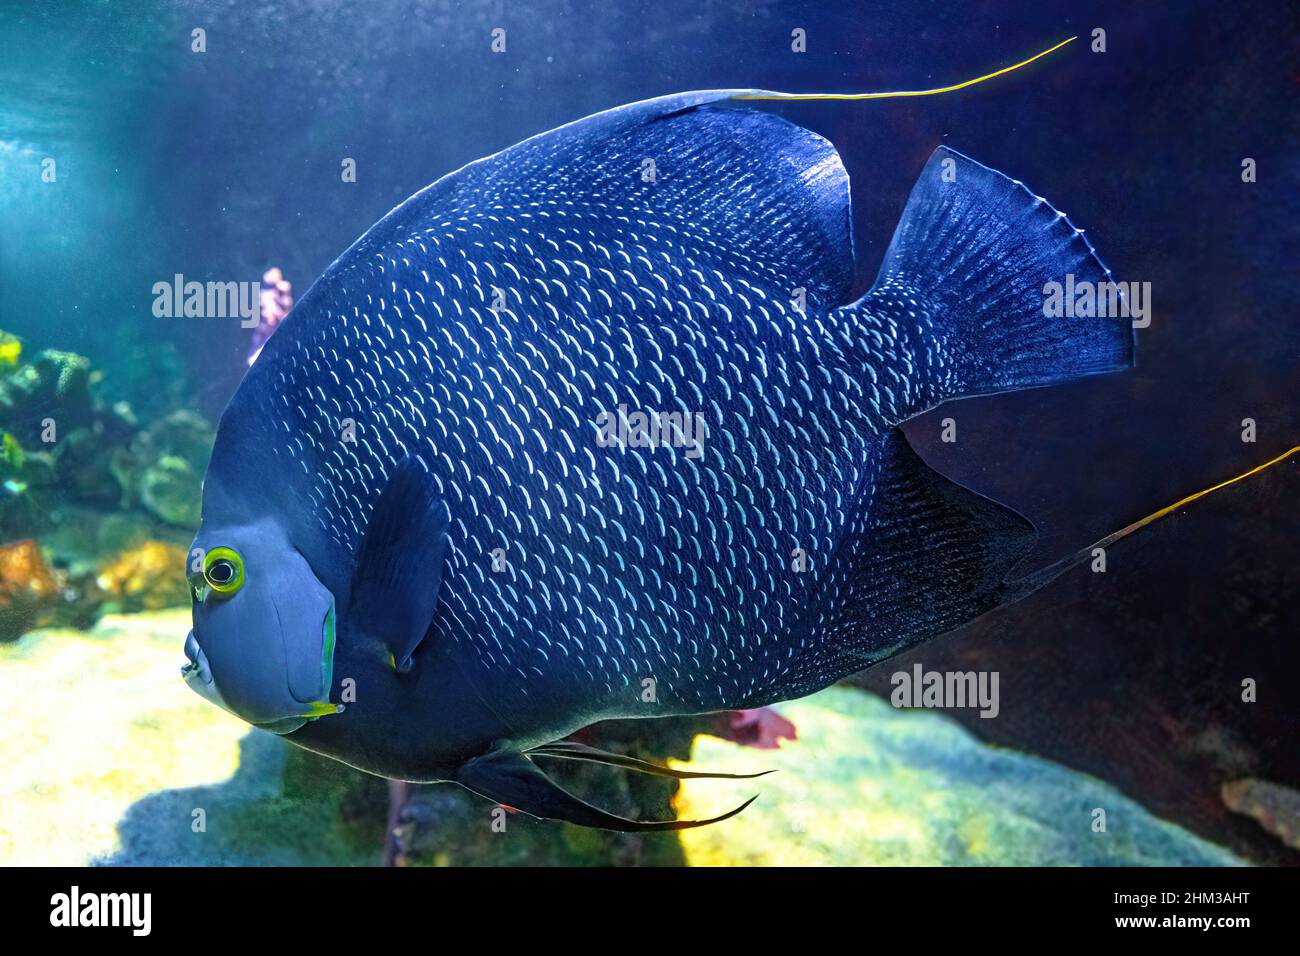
[{"left": 182, "top": 630, "right": 309, "bottom": 736}]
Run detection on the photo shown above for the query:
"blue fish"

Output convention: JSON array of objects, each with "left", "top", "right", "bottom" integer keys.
[{"left": 183, "top": 79, "right": 1151, "bottom": 830}]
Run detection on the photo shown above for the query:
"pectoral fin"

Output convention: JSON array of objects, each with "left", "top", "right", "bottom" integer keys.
[
  {"left": 349, "top": 454, "right": 450, "bottom": 673},
  {"left": 457, "top": 748, "right": 758, "bottom": 832}
]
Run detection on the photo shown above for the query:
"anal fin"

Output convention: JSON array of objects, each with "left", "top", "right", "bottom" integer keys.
[
  {"left": 528, "top": 740, "right": 774, "bottom": 781},
  {"left": 761, "top": 429, "right": 1036, "bottom": 703},
  {"left": 457, "top": 749, "right": 758, "bottom": 832}
]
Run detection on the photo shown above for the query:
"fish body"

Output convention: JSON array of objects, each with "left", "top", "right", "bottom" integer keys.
[{"left": 185, "top": 90, "right": 1132, "bottom": 827}]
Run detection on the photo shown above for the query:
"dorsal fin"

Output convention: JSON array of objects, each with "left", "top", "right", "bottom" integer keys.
[{"left": 343, "top": 91, "right": 855, "bottom": 312}]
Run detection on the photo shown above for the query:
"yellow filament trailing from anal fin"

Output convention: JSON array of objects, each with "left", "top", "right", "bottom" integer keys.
[
  {"left": 1008, "top": 445, "right": 1300, "bottom": 601},
  {"left": 1093, "top": 445, "right": 1300, "bottom": 552}
]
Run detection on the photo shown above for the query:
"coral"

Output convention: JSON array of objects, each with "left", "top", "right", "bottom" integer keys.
[
  {"left": 0, "top": 539, "right": 62, "bottom": 640},
  {"left": 138, "top": 456, "right": 202, "bottom": 526},
  {"left": 0, "top": 344, "right": 124, "bottom": 537},
  {"left": 51, "top": 426, "right": 127, "bottom": 507},
  {"left": 0, "top": 429, "right": 58, "bottom": 542},
  {"left": 110, "top": 410, "right": 213, "bottom": 527},
  {"left": 0, "top": 349, "right": 93, "bottom": 446},
  {"left": 249, "top": 267, "right": 293, "bottom": 365},
  {"left": 0, "top": 336, "right": 213, "bottom": 533},
  {"left": 140, "top": 408, "right": 215, "bottom": 469},
  {"left": 0, "top": 336, "right": 210, "bottom": 627},
  {"left": 95, "top": 540, "right": 189, "bottom": 613},
  {"left": 1221, "top": 778, "right": 1300, "bottom": 850},
  {"left": 1, "top": 429, "right": 55, "bottom": 490},
  {"left": 714, "top": 707, "right": 798, "bottom": 749}
]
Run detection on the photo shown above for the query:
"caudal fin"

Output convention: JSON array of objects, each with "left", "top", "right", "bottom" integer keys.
[{"left": 863, "top": 146, "right": 1135, "bottom": 410}]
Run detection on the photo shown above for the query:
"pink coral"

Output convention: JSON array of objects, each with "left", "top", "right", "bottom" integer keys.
[
  {"left": 248, "top": 267, "right": 294, "bottom": 365},
  {"left": 714, "top": 707, "right": 798, "bottom": 750}
]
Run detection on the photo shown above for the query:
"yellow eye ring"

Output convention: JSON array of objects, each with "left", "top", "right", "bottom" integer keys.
[{"left": 203, "top": 547, "right": 245, "bottom": 595}]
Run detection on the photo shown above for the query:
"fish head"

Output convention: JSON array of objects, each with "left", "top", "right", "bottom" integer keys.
[{"left": 183, "top": 513, "right": 340, "bottom": 735}]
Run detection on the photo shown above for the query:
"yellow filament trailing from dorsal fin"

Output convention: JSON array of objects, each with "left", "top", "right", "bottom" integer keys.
[
  {"left": 733, "top": 36, "right": 1076, "bottom": 101},
  {"left": 1007, "top": 445, "right": 1300, "bottom": 602}
]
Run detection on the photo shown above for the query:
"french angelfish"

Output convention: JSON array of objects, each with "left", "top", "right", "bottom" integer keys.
[{"left": 182, "top": 42, "right": 1291, "bottom": 830}]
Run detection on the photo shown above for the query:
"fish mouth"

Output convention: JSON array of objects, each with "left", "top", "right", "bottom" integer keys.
[
  {"left": 181, "top": 630, "right": 311, "bottom": 736},
  {"left": 182, "top": 630, "right": 230, "bottom": 710}
]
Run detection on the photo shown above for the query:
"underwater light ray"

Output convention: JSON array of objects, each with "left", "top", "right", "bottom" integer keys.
[{"left": 733, "top": 36, "right": 1076, "bottom": 101}]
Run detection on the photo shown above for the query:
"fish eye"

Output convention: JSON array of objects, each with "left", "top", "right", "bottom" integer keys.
[{"left": 202, "top": 546, "right": 246, "bottom": 596}]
